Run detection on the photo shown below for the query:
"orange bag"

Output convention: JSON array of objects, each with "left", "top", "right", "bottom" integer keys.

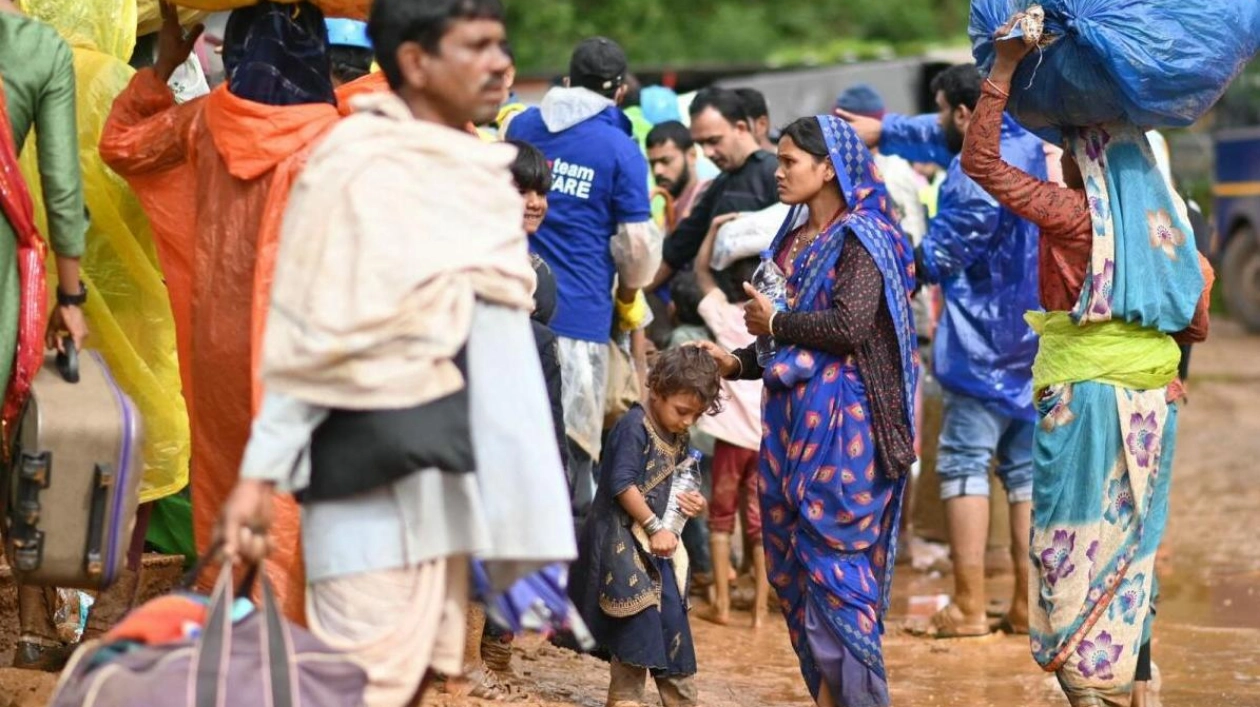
[{"left": 168, "top": 0, "right": 368, "bottom": 19}]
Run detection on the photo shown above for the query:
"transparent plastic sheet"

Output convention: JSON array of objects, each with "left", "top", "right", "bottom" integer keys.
[
  {"left": 970, "top": 0, "right": 1260, "bottom": 142},
  {"left": 18, "top": 8, "right": 190, "bottom": 505},
  {"left": 17, "top": 0, "right": 137, "bottom": 62},
  {"left": 169, "top": 0, "right": 369, "bottom": 19}
]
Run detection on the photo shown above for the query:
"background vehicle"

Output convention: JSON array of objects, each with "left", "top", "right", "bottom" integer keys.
[{"left": 1213, "top": 60, "right": 1260, "bottom": 332}]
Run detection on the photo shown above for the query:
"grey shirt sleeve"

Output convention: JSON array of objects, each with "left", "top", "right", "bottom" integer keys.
[{"left": 238, "top": 392, "right": 330, "bottom": 493}]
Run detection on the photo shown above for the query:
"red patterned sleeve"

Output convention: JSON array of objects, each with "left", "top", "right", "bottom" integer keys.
[{"left": 960, "top": 82, "right": 1092, "bottom": 238}]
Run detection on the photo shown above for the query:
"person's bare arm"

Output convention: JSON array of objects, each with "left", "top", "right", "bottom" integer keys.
[
  {"left": 99, "top": 3, "right": 204, "bottom": 176},
  {"left": 960, "top": 15, "right": 1090, "bottom": 233}
]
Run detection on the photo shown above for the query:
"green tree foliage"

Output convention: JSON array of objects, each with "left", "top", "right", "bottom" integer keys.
[{"left": 505, "top": 0, "right": 972, "bottom": 75}]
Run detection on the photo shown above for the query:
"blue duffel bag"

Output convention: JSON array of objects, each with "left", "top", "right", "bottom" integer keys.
[{"left": 970, "top": 0, "right": 1260, "bottom": 141}]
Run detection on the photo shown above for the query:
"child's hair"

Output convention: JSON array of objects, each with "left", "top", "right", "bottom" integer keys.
[
  {"left": 668, "top": 271, "right": 706, "bottom": 328},
  {"left": 719, "top": 255, "right": 760, "bottom": 304},
  {"left": 647, "top": 346, "right": 723, "bottom": 415},
  {"left": 506, "top": 139, "right": 552, "bottom": 193}
]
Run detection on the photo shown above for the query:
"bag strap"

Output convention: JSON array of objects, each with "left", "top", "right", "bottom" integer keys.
[
  {"left": 189, "top": 558, "right": 294, "bottom": 707},
  {"left": 191, "top": 564, "right": 234, "bottom": 707},
  {"left": 261, "top": 576, "right": 296, "bottom": 707}
]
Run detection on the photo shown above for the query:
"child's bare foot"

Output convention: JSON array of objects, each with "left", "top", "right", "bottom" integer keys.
[{"left": 751, "top": 607, "right": 768, "bottom": 629}]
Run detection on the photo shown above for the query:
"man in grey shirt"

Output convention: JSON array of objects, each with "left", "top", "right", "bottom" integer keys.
[{"left": 217, "top": 1, "right": 574, "bottom": 705}]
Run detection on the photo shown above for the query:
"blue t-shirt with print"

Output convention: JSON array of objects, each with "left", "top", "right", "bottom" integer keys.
[{"left": 507, "top": 105, "right": 651, "bottom": 343}]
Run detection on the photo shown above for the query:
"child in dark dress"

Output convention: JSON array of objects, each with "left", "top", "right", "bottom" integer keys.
[{"left": 569, "top": 346, "right": 723, "bottom": 707}]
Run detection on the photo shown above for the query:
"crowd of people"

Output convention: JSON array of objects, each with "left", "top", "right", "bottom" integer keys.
[{"left": 0, "top": 1, "right": 1219, "bottom": 707}]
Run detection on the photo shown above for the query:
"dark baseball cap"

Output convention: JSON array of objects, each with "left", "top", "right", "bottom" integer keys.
[{"left": 569, "top": 37, "right": 628, "bottom": 94}]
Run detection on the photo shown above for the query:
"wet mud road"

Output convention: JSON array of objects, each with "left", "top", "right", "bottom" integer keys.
[
  {"left": 3, "top": 324, "right": 1257, "bottom": 706},
  {"left": 428, "top": 321, "right": 1260, "bottom": 707}
]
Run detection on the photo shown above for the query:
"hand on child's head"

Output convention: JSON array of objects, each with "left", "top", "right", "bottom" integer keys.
[{"left": 646, "top": 346, "right": 725, "bottom": 434}]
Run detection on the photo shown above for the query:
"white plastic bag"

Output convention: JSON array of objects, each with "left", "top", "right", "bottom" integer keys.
[{"left": 711, "top": 202, "right": 791, "bottom": 271}]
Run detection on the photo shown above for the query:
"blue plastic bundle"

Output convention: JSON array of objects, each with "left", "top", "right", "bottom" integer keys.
[
  {"left": 471, "top": 560, "right": 595, "bottom": 649},
  {"left": 971, "top": 0, "right": 1260, "bottom": 141}
]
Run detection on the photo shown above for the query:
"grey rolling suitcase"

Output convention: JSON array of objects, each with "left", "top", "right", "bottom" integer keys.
[{"left": 4, "top": 342, "right": 143, "bottom": 589}]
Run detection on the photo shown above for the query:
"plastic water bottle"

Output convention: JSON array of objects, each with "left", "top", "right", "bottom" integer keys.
[
  {"left": 662, "top": 449, "right": 704, "bottom": 535},
  {"left": 752, "top": 249, "right": 788, "bottom": 366}
]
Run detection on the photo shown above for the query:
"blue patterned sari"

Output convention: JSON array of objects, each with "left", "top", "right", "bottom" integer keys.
[
  {"left": 1027, "top": 125, "right": 1205, "bottom": 706},
  {"left": 759, "top": 116, "right": 918, "bottom": 706}
]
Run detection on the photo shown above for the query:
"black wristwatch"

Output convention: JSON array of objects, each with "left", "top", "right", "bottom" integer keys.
[{"left": 56, "top": 281, "right": 88, "bottom": 307}]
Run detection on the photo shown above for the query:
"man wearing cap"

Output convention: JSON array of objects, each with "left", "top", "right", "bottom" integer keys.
[
  {"left": 506, "top": 37, "right": 662, "bottom": 530},
  {"left": 835, "top": 85, "right": 927, "bottom": 249}
]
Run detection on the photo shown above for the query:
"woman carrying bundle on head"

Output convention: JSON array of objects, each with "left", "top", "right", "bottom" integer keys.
[{"left": 960, "top": 15, "right": 1215, "bottom": 707}]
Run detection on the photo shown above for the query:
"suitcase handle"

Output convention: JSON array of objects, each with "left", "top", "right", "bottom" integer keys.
[
  {"left": 83, "top": 463, "right": 113, "bottom": 581},
  {"left": 55, "top": 336, "right": 79, "bottom": 384}
]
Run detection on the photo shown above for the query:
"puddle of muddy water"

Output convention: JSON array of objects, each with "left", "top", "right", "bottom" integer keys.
[{"left": 1160, "top": 567, "right": 1260, "bottom": 631}]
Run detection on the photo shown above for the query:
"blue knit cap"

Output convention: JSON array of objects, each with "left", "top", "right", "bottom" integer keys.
[{"left": 834, "top": 83, "right": 885, "bottom": 118}]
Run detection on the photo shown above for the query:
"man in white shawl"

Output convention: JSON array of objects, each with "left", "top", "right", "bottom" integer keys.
[{"left": 216, "top": 1, "right": 575, "bottom": 704}]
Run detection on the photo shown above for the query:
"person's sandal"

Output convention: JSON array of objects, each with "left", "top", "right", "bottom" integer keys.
[
  {"left": 916, "top": 603, "right": 992, "bottom": 639},
  {"left": 996, "top": 615, "right": 1030, "bottom": 635}
]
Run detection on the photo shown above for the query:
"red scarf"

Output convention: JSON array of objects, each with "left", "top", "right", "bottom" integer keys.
[{"left": 0, "top": 78, "right": 48, "bottom": 457}]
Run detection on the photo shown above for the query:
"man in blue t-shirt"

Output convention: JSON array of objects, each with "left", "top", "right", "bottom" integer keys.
[{"left": 506, "top": 37, "right": 661, "bottom": 525}]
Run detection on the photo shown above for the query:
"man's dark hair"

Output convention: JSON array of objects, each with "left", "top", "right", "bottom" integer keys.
[
  {"left": 689, "top": 87, "right": 750, "bottom": 127},
  {"left": 623, "top": 73, "right": 642, "bottom": 107},
  {"left": 646, "top": 120, "right": 693, "bottom": 151},
  {"left": 778, "top": 117, "right": 828, "bottom": 160},
  {"left": 930, "top": 63, "right": 983, "bottom": 112},
  {"left": 330, "top": 46, "right": 374, "bottom": 84},
  {"left": 506, "top": 139, "right": 552, "bottom": 193},
  {"left": 368, "top": 0, "right": 504, "bottom": 90},
  {"left": 719, "top": 255, "right": 760, "bottom": 304},
  {"left": 668, "top": 271, "right": 706, "bottom": 328},
  {"left": 734, "top": 87, "right": 768, "bottom": 121}
]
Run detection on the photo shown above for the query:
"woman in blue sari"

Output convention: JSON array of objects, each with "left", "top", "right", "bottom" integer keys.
[{"left": 698, "top": 115, "right": 918, "bottom": 707}]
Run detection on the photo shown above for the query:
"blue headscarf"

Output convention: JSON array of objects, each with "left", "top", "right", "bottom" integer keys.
[
  {"left": 768, "top": 115, "right": 919, "bottom": 441},
  {"left": 223, "top": 1, "right": 336, "bottom": 107}
]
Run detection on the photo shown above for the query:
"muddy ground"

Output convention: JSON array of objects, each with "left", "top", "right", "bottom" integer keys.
[{"left": 2, "top": 323, "right": 1257, "bottom": 706}]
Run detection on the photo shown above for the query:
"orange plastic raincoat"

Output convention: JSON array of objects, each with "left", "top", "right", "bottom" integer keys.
[{"left": 100, "top": 68, "right": 387, "bottom": 620}]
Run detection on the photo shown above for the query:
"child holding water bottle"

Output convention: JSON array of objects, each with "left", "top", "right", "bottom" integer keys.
[{"left": 568, "top": 346, "right": 723, "bottom": 707}]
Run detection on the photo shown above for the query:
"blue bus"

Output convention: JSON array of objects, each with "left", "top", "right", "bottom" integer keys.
[{"left": 1213, "top": 61, "right": 1260, "bottom": 331}]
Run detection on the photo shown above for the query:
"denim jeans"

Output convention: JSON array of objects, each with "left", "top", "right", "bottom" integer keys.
[{"left": 936, "top": 390, "right": 1034, "bottom": 503}]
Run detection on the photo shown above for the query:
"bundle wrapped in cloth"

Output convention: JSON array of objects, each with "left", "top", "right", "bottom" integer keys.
[
  {"left": 970, "top": 0, "right": 1260, "bottom": 141},
  {"left": 167, "top": 0, "right": 367, "bottom": 19},
  {"left": 710, "top": 202, "right": 791, "bottom": 271}
]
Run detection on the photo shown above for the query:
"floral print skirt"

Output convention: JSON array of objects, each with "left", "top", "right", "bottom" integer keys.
[{"left": 1029, "top": 380, "right": 1177, "bottom": 705}]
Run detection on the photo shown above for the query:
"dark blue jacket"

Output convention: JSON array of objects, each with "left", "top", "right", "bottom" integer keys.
[{"left": 881, "top": 113, "right": 1044, "bottom": 421}]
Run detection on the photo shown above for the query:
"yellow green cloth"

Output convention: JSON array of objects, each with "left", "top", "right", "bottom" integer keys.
[{"left": 1025, "top": 311, "right": 1180, "bottom": 393}]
